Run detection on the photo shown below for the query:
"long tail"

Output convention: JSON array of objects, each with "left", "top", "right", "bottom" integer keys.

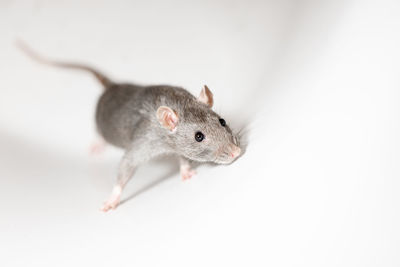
[{"left": 16, "top": 40, "right": 113, "bottom": 88}]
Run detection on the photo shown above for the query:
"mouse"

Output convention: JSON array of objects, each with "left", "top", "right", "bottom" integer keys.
[{"left": 17, "top": 41, "right": 242, "bottom": 212}]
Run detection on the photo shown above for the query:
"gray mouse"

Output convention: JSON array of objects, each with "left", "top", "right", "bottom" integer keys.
[{"left": 18, "top": 41, "right": 242, "bottom": 212}]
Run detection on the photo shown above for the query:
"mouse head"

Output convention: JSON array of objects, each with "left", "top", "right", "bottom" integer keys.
[{"left": 156, "top": 85, "right": 241, "bottom": 164}]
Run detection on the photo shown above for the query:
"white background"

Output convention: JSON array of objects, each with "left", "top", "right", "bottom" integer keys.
[{"left": 0, "top": 0, "right": 399, "bottom": 266}]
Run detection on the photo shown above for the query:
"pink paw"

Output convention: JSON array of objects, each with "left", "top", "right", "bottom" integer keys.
[
  {"left": 100, "top": 187, "right": 121, "bottom": 212},
  {"left": 89, "top": 141, "right": 106, "bottom": 156},
  {"left": 100, "top": 196, "right": 120, "bottom": 212},
  {"left": 180, "top": 167, "right": 196, "bottom": 181}
]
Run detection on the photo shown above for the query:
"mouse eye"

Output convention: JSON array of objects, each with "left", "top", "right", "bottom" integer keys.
[
  {"left": 219, "top": 118, "right": 226, "bottom": 127},
  {"left": 195, "top": 131, "right": 205, "bottom": 142}
]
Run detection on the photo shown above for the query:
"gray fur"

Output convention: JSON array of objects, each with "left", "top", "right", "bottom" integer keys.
[{"left": 96, "top": 83, "right": 239, "bottom": 164}]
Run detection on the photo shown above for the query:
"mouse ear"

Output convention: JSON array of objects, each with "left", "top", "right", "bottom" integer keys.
[
  {"left": 156, "top": 106, "right": 179, "bottom": 132},
  {"left": 198, "top": 85, "right": 213, "bottom": 108}
]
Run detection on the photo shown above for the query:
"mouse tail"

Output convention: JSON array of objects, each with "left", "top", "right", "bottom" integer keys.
[{"left": 16, "top": 40, "right": 113, "bottom": 88}]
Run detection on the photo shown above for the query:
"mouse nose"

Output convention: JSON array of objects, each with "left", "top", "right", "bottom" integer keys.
[{"left": 229, "top": 144, "right": 241, "bottom": 159}]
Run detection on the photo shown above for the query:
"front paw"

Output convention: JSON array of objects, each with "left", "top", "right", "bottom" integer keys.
[
  {"left": 100, "top": 186, "right": 122, "bottom": 212},
  {"left": 89, "top": 140, "right": 106, "bottom": 156},
  {"left": 180, "top": 167, "right": 196, "bottom": 181}
]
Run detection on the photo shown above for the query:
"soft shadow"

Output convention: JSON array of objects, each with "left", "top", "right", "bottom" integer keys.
[
  {"left": 0, "top": 131, "right": 85, "bottom": 178},
  {"left": 0, "top": 131, "right": 118, "bottom": 192},
  {"left": 119, "top": 169, "right": 177, "bottom": 206},
  {"left": 119, "top": 157, "right": 179, "bottom": 206}
]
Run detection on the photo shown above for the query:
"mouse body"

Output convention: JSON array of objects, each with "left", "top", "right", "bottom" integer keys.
[{"left": 18, "top": 42, "right": 242, "bottom": 211}]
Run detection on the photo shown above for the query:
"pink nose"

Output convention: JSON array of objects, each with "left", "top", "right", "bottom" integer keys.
[{"left": 230, "top": 144, "right": 241, "bottom": 158}]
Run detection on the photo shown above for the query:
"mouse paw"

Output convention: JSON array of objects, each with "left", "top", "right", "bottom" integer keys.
[
  {"left": 180, "top": 166, "right": 196, "bottom": 181},
  {"left": 89, "top": 139, "right": 106, "bottom": 156},
  {"left": 100, "top": 191, "right": 121, "bottom": 212},
  {"left": 100, "top": 196, "right": 120, "bottom": 212}
]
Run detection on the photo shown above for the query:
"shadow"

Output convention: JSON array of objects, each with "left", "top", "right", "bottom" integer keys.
[
  {"left": 0, "top": 131, "right": 84, "bottom": 177},
  {"left": 241, "top": 2, "right": 349, "bottom": 112},
  {"left": 119, "top": 162, "right": 179, "bottom": 206},
  {"left": 0, "top": 130, "right": 119, "bottom": 193}
]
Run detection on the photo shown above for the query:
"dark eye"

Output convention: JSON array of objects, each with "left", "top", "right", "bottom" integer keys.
[
  {"left": 195, "top": 131, "right": 205, "bottom": 142},
  {"left": 219, "top": 118, "right": 226, "bottom": 127}
]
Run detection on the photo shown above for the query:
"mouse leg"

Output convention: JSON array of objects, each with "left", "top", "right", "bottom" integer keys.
[
  {"left": 180, "top": 157, "right": 196, "bottom": 181},
  {"left": 101, "top": 151, "right": 137, "bottom": 212},
  {"left": 100, "top": 135, "right": 168, "bottom": 212}
]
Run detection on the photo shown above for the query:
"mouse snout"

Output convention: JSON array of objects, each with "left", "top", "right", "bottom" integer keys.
[
  {"left": 215, "top": 143, "right": 241, "bottom": 164},
  {"left": 229, "top": 144, "right": 241, "bottom": 159}
]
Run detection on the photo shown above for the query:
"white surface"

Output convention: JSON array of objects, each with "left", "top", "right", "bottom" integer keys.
[{"left": 0, "top": 1, "right": 399, "bottom": 266}]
